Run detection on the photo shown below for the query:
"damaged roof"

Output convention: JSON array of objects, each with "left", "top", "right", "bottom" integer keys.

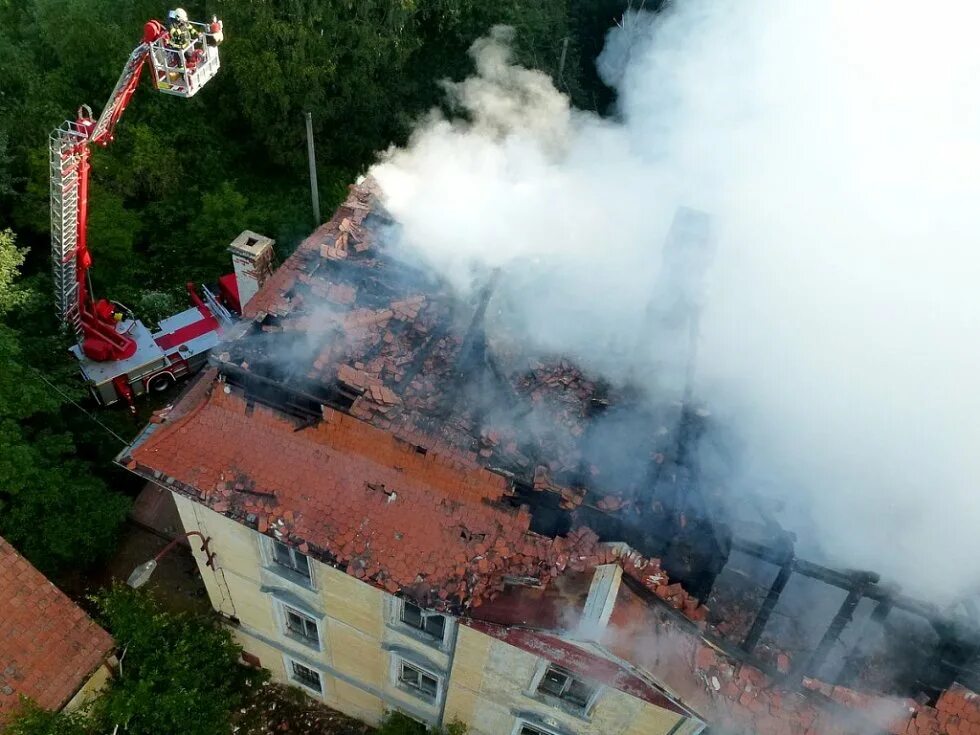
[
  {"left": 128, "top": 384, "right": 623, "bottom": 607},
  {"left": 123, "top": 180, "right": 980, "bottom": 734},
  {"left": 0, "top": 537, "right": 114, "bottom": 722}
]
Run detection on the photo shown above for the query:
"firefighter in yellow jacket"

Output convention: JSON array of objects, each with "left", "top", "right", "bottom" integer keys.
[{"left": 167, "top": 8, "right": 198, "bottom": 49}]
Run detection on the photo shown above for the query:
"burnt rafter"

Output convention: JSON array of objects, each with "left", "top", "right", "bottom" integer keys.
[
  {"left": 213, "top": 355, "right": 359, "bottom": 422},
  {"left": 175, "top": 182, "right": 980, "bottom": 706}
]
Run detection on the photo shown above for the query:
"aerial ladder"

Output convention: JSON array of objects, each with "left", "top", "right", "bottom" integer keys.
[{"left": 49, "top": 11, "right": 246, "bottom": 411}]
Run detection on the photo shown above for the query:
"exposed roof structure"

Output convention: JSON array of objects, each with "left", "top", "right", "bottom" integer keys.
[
  {"left": 129, "top": 383, "right": 619, "bottom": 607},
  {"left": 0, "top": 537, "right": 114, "bottom": 722},
  {"left": 123, "top": 180, "right": 980, "bottom": 734}
]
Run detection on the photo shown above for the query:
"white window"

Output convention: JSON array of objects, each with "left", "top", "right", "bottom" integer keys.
[
  {"left": 536, "top": 665, "right": 597, "bottom": 709},
  {"left": 281, "top": 604, "right": 320, "bottom": 647},
  {"left": 396, "top": 660, "right": 440, "bottom": 700},
  {"left": 287, "top": 658, "right": 322, "bottom": 694},
  {"left": 271, "top": 539, "right": 312, "bottom": 581},
  {"left": 400, "top": 601, "right": 447, "bottom": 642}
]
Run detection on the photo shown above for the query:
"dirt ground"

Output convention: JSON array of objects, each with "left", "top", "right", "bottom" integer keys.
[
  {"left": 101, "top": 522, "right": 212, "bottom": 614},
  {"left": 56, "top": 520, "right": 211, "bottom": 615},
  {"left": 234, "top": 682, "right": 376, "bottom": 735}
]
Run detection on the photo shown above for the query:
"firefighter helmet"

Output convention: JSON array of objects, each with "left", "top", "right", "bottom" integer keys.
[{"left": 174, "top": 7, "right": 188, "bottom": 22}]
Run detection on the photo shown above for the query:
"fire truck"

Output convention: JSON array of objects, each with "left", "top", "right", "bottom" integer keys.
[{"left": 48, "top": 12, "right": 266, "bottom": 412}]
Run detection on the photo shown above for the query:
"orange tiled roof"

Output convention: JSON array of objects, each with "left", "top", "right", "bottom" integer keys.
[
  {"left": 0, "top": 537, "right": 113, "bottom": 722},
  {"left": 129, "top": 386, "right": 616, "bottom": 607},
  {"left": 124, "top": 180, "right": 979, "bottom": 734}
]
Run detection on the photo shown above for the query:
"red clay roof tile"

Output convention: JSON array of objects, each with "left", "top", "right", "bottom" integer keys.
[
  {"left": 130, "top": 386, "right": 608, "bottom": 610},
  {"left": 125, "top": 180, "right": 980, "bottom": 734},
  {"left": 0, "top": 538, "right": 113, "bottom": 723}
]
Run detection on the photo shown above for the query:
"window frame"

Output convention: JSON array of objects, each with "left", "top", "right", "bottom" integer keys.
[
  {"left": 276, "top": 601, "right": 323, "bottom": 651},
  {"left": 392, "top": 656, "right": 442, "bottom": 703},
  {"left": 266, "top": 537, "right": 315, "bottom": 588},
  {"left": 530, "top": 663, "right": 601, "bottom": 715},
  {"left": 284, "top": 655, "right": 324, "bottom": 696},
  {"left": 399, "top": 600, "right": 448, "bottom": 643},
  {"left": 511, "top": 721, "right": 562, "bottom": 735}
]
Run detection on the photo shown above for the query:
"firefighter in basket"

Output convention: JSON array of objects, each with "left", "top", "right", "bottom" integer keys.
[{"left": 166, "top": 8, "right": 198, "bottom": 49}]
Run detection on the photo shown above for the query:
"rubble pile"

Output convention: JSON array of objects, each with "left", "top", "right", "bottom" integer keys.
[
  {"left": 320, "top": 187, "right": 374, "bottom": 260},
  {"left": 620, "top": 549, "right": 709, "bottom": 623},
  {"left": 611, "top": 597, "right": 980, "bottom": 735},
  {"left": 509, "top": 360, "right": 595, "bottom": 474},
  {"left": 708, "top": 586, "right": 762, "bottom": 641},
  {"left": 122, "top": 177, "right": 980, "bottom": 735}
]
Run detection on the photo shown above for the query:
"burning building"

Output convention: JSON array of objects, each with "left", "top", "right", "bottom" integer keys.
[{"left": 121, "top": 181, "right": 980, "bottom": 735}]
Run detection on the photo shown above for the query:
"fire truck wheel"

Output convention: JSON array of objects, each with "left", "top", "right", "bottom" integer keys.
[{"left": 147, "top": 373, "right": 174, "bottom": 393}]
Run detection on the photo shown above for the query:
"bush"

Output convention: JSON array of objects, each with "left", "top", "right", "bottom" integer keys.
[{"left": 1, "top": 700, "right": 91, "bottom": 735}]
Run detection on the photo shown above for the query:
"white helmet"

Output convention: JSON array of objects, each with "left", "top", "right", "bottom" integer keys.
[{"left": 174, "top": 7, "right": 188, "bottom": 22}]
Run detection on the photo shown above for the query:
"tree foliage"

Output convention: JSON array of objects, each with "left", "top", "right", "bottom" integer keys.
[
  {"left": 2, "top": 587, "right": 260, "bottom": 735},
  {"left": 89, "top": 586, "right": 258, "bottom": 735},
  {"left": 1, "top": 700, "right": 90, "bottom": 735},
  {"left": 0, "top": 230, "right": 129, "bottom": 575}
]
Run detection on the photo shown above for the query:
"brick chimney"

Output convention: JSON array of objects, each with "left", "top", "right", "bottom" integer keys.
[{"left": 228, "top": 231, "right": 275, "bottom": 310}]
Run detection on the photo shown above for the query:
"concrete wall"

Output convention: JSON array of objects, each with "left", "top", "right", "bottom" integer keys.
[
  {"left": 444, "top": 625, "right": 689, "bottom": 735},
  {"left": 172, "top": 493, "right": 698, "bottom": 734},
  {"left": 172, "top": 493, "right": 452, "bottom": 728},
  {"left": 63, "top": 662, "right": 113, "bottom": 714}
]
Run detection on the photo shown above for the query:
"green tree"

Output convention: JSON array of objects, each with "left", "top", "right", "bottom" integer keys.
[
  {"left": 0, "top": 227, "right": 26, "bottom": 309},
  {"left": 1, "top": 700, "right": 91, "bottom": 735},
  {"left": 186, "top": 180, "right": 250, "bottom": 275},
  {"left": 84, "top": 186, "right": 142, "bottom": 287},
  {"left": 0, "top": 229, "right": 129, "bottom": 575},
  {"left": 91, "top": 586, "right": 259, "bottom": 735},
  {"left": 0, "top": 131, "right": 14, "bottom": 198}
]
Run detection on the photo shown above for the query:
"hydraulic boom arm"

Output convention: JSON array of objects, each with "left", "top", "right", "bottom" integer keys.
[{"left": 50, "top": 16, "right": 221, "bottom": 362}]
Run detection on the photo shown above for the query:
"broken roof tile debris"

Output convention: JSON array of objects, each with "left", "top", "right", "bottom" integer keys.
[{"left": 124, "top": 179, "right": 980, "bottom": 735}]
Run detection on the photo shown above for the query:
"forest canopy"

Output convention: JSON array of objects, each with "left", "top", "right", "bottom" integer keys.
[{"left": 0, "top": 0, "right": 632, "bottom": 572}]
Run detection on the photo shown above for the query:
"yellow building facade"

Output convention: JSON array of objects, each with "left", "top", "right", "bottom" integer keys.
[{"left": 171, "top": 493, "right": 702, "bottom": 734}]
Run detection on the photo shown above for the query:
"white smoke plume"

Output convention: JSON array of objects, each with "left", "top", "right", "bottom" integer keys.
[{"left": 370, "top": 5, "right": 980, "bottom": 603}]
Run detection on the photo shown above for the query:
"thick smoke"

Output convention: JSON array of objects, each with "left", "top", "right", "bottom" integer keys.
[{"left": 370, "top": 5, "right": 980, "bottom": 603}]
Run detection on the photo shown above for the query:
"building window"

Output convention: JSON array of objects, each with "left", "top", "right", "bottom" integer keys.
[
  {"left": 282, "top": 604, "right": 320, "bottom": 647},
  {"left": 272, "top": 539, "right": 311, "bottom": 580},
  {"left": 288, "top": 659, "right": 322, "bottom": 694},
  {"left": 397, "top": 660, "right": 439, "bottom": 700},
  {"left": 536, "top": 665, "right": 596, "bottom": 709},
  {"left": 400, "top": 601, "right": 446, "bottom": 642},
  {"left": 513, "top": 723, "right": 560, "bottom": 735}
]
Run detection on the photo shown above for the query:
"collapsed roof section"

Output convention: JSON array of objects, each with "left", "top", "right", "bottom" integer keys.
[
  {"left": 123, "top": 180, "right": 980, "bottom": 732},
  {"left": 128, "top": 381, "right": 626, "bottom": 607},
  {"left": 213, "top": 180, "right": 739, "bottom": 596}
]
